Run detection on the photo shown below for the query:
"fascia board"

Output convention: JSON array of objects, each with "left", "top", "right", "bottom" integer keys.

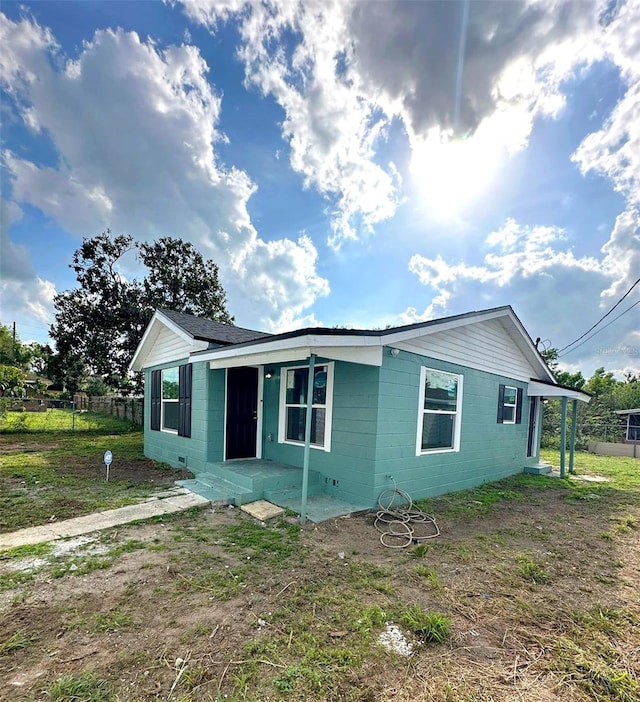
[
  {"left": 500, "top": 311, "right": 556, "bottom": 384},
  {"left": 527, "top": 381, "right": 591, "bottom": 402},
  {"left": 155, "top": 310, "right": 197, "bottom": 344},
  {"left": 129, "top": 313, "right": 163, "bottom": 372},
  {"left": 208, "top": 348, "right": 311, "bottom": 369},
  {"left": 196, "top": 333, "right": 384, "bottom": 363},
  {"left": 205, "top": 344, "right": 383, "bottom": 370},
  {"left": 382, "top": 307, "right": 508, "bottom": 345},
  {"left": 129, "top": 310, "right": 198, "bottom": 372}
]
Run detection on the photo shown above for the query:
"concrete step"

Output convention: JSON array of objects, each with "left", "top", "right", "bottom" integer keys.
[
  {"left": 176, "top": 477, "right": 254, "bottom": 505},
  {"left": 523, "top": 463, "right": 553, "bottom": 475},
  {"left": 263, "top": 482, "right": 325, "bottom": 504}
]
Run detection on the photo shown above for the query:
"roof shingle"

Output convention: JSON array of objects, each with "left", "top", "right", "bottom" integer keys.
[{"left": 158, "top": 309, "right": 271, "bottom": 346}]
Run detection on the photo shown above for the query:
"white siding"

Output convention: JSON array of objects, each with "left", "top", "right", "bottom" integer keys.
[
  {"left": 144, "top": 326, "right": 208, "bottom": 368},
  {"left": 394, "top": 318, "right": 534, "bottom": 382}
]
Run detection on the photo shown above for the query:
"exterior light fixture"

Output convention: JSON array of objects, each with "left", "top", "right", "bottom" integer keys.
[
  {"left": 265, "top": 369, "right": 275, "bottom": 379},
  {"left": 390, "top": 348, "right": 400, "bottom": 357}
]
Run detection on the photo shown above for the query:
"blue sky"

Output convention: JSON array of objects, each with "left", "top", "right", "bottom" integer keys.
[{"left": 1, "top": 0, "right": 638, "bottom": 379}]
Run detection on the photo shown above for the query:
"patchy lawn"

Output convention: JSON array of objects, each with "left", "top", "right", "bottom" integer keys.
[
  {"left": 0, "top": 442, "right": 638, "bottom": 701},
  {"left": 0, "top": 426, "right": 192, "bottom": 533}
]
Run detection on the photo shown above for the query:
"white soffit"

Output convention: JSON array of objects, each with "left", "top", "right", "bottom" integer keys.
[
  {"left": 528, "top": 381, "right": 590, "bottom": 402},
  {"left": 207, "top": 345, "right": 383, "bottom": 369}
]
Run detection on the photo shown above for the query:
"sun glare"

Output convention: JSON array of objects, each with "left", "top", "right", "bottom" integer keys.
[{"left": 411, "top": 128, "right": 501, "bottom": 220}]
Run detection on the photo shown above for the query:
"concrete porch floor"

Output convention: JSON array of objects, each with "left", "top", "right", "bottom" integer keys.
[{"left": 177, "top": 459, "right": 371, "bottom": 523}]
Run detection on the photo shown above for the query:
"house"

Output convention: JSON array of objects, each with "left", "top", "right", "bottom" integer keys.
[
  {"left": 615, "top": 409, "right": 640, "bottom": 443},
  {"left": 130, "top": 306, "right": 590, "bottom": 521}
]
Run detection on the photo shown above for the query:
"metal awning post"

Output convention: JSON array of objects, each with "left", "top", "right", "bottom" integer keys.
[
  {"left": 300, "top": 353, "right": 316, "bottom": 525},
  {"left": 560, "top": 396, "right": 568, "bottom": 478},
  {"left": 569, "top": 399, "right": 578, "bottom": 474}
]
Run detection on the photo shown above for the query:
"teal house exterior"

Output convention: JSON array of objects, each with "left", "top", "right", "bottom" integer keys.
[{"left": 130, "top": 306, "right": 589, "bottom": 521}]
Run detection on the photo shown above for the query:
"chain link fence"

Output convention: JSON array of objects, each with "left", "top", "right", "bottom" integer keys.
[{"left": 0, "top": 397, "right": 142, "bottom": 433}]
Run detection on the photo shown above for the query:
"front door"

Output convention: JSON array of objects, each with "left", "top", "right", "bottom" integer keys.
[{"left": 226, "top": 367, "right": 259, "bottom": 460}]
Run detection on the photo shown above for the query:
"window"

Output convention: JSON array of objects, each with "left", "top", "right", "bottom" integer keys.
[
  {"left": 416, "top": 367, "right": 463, "bottom": 454},
  {"left": 278, "top": 363, "right": 333, "bottom": 451},
  {"left": 497, "top": 384, "right": 523, "bottom": 424},
  {"left": 162, "top": 367, "right": 179, "bottom": 432},
  {"left": 150, "top": 363, "right": 192, "bottom": 437}
]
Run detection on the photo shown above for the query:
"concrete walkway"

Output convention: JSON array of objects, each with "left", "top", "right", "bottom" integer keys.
[{"left": 0, "top": 488, "right": 210, "bottom": 552}]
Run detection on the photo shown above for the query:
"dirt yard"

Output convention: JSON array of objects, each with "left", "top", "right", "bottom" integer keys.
[{"left": 1, "top": 463, "right": 639, "bottom": 702}]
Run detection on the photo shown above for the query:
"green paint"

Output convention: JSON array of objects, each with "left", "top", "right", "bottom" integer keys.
[
  {"left": 569, "top": 398, "right": 578, "bottom": 474},
  {"left": 560, "top": 396, "right": 568, "bottom": 478},
  {"left": 143, "top": 348, "right": 542, "bottom": 508},
  {"left": 300, "top": 353, "right": 316, "bottom": 524}
]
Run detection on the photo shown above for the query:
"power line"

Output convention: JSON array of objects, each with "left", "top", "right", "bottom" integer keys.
[
  {"left": 558, "top": 277, "right": 640, "bottom": 353},
  {"left": 559, "top": 299, "right": 640, "bottom": 358}
]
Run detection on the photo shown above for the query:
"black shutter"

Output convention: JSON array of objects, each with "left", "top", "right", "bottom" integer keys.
[
  {"left": 178, "top": 363, "right": 192, "bottom": 438},
  {"left": 515, "top": 387, "right": 524, "bottom": 425},
  {"left": 150, "top": 370, "right": 161, "bottom": 431},
  {"left": 497, "top": 384, "right": 505, "bottom": 423}
]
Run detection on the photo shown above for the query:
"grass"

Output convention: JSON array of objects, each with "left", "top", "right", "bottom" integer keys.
[
  {"left": 50, "top": 539, "right": 147, "bottom": 578},
  {"left": 0, "top": 408, "right": 137, "bottom": 434},
  {"left": 0, "top": 437, "right": 638, "bottom": 701},
  {"left": 417, "top": 481, "right": 527, "bottom": 517},
  {"left": 93, "top": 611, "right": 135, "bottom": 633},
  {"left": 0, "top": 542, "right": 52, "bottom": 561},
  {"left": 45, "top": 671, "right": 113, "bottom": 702},
  {"left": 0, "top": 418, "right": 179, "bottom": 532},
  {"left": 516, "top": 553, "right": 550, "bottom": 584},
  {"left": 397, "top": 604, "right": 451, "bottom": 643},
  {"left": 0, "top": 629, "right": 36, "bottom": 655}
]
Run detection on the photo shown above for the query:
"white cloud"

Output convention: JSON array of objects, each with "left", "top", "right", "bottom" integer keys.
[
  {"left": 573, "top": 2, "right": 640, "bottom": 213},
  {"left": 404, "top": 213, "right": 638, "bottom": 376},
  {"left": 0, "top": 12, "right": 328, "bottom": 330},
  {"left": 219, "top": 0, "right": 402, "bottom": 248},
  {"left": 182, "top": 0, "right": 605, "bottom": 236},
  {"left": 408, "top": 219, "right": 600, "bottom": 297},
  {"left": 0, "top": 197, "right": 57, "bottom": 328}
]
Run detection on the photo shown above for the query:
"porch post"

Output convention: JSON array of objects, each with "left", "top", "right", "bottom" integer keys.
[
  {"left": 560, "top": 396, "right": 567, "bottom": 478},
  {"left": 300, "top": 353, "right": 316, "bottom": 525},
  {"left": 569, "top": 399, "right": 578, "bottom": 474}
]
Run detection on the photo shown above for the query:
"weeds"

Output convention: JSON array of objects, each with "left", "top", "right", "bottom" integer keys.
[
  {"left": 516, "top": 554, "right": 550, "bottom": 584},
  {"left": 0, "top": 629, "right": 36, "bottom": 655},
  {"left": 45, "top": 671, "right": 112, "bottom": 702},
  {"left": 0, "top": 542, "right": 52, "bottom": 560},
  {"left": 397, "top": 604, "right": 451, "bottom": 643},
  {"left": 94, "top": 610, "right": 135, "bottom": 633},
  {"left": 413, "top": 564, "right": 442, "bottom": 590}
]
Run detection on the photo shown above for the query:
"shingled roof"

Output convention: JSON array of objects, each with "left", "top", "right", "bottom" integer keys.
[{"left": 159, "top": 309, "right": 271, "bottom": 346}]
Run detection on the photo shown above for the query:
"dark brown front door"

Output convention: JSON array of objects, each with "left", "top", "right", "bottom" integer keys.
[{"left": 226, "top": 367, "right": 259, "bottom": 459}]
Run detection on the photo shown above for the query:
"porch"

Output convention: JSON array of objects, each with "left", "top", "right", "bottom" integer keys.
[{"left": 177, "top": 459, "right": 370, "bottom": 523}]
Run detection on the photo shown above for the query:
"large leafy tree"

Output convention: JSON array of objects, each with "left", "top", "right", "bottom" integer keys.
[
  {"left": 51, "top": 232, "right": 232, "bottom": 394},
  {"left": 0, "top": 324, "right": 32, "bottom": 370}
]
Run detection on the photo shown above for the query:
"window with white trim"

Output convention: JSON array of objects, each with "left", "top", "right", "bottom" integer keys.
[
  {"left": 278, "top": 363, "right": 333, "bottom": 451},
  {"left": 416, "top": 367, "right": 463, "bottom": 454},
  {"left": 501, "top": 386, "right": 517, "bottom": 424},
  {"left": 497, "top": 384, "right": 523, "bottom": 425},
  {"left": 162, "top": 367, "right": 179, "bottom": 432}
]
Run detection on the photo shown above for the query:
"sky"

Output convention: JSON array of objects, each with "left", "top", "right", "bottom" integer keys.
[{"left": 0, "top": 0, "right": 639, "bottom": 380}]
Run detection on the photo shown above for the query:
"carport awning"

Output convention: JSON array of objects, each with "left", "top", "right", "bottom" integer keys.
[{"left": 527, "top": 380, "right": 590, "bottom": 403}]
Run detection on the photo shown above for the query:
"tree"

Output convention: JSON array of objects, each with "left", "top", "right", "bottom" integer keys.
[
  {"left": 539, "top": 348, "right": 585, "bottom": 389},
  {"left": 28, "top": 342, "right": 55, "bottom": 377},
  {"left": 0, "top": 364, "right": 25, "bottom": 397},
  {"left": 51, "top": 231, "right": 233, "bottom": 394},
  {"left": 0, "top": 324, "right": 32, "bottom": 370},
  {"left": 583, "top": 367, "right": 618, "bottom": 398},
  {"left": 612, "top": 375, "right": 640, "bottom": 411}
]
